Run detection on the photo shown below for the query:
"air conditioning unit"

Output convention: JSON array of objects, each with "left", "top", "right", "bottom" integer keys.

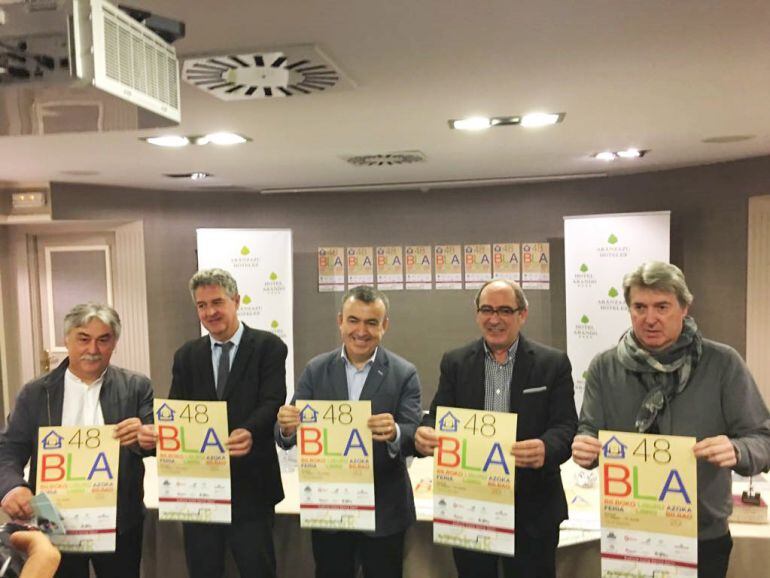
[{"left": 0, "top": 0, "right": 180, "bottom": 135}]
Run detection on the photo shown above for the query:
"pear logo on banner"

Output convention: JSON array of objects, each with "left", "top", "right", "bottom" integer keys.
[
  {"left": 572, "top": 262, "right": 597, "bottom": 288},
  {"left": 239, "top": 294, "right": 262, "bottom": 317},
  {"left": 263, "top": 271, "right": 286, "bottom": 295},
  {"left": 575, "top": 314, "right": 598, "bottom": 340},
  {"left": 599, "top": 286, "right": 626, "bottom": 312},
  {"left": 598, "top": 232, "right": 630, "bottom": 259},
  {"left": 232, "top": 243, "right": 260, "bottom": 268},
  {"left": 270, "top": 319, "right": 287, "bottom": 340}
]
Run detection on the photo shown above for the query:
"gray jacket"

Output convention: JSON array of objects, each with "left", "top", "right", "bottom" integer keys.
[
  {"left": 0, "top": 359, "right": 154, "bottom": 532},
  {"left": 578, "top": 338, "right": 770, "bottom": 540}
]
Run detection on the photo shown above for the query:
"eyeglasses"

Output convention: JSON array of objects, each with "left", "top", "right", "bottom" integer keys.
[{"left": 476, "top": 306, "right": 523, "bottom": 318}]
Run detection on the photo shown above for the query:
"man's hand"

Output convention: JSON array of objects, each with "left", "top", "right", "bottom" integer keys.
[
  {"left": 368, "top": 413, "right": 397, "bottom": 442},
  {"left": 415, "top": 426, "right": 438, "bottom": 456},
  {"left": 227, "top": 428, "right": 253, "bottom": 457},
  {"left": 277, "top": 405, "right": 300, "bottom": 437},
  {"left": 572, "top": 434, "right": 602, "bottom": 469},
  {"left": 1, "top": 486, "right": 34, "bottom": 520},
  {"left": 137, "top": 424, "right": 157, "bottom": 450},
  {"left": 113, "top": 417, "right": 142, "bottom": 447},
  {"left": 511, "top": 438, "right": 546, "bottom": 469},
  {"left": 693, "top": 435, "right": 737, "bottom": 468},
  {"left": 11, "top": 531, "right": 61, "bottom": 578}
]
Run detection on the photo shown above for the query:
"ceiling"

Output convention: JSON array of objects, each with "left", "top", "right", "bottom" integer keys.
[{"left": 1, "top": 0, "right": 769, "bottom": 194}]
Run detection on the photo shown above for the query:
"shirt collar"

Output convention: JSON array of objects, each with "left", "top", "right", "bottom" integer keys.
[
  {"left": 209, "top": 321, "right": 244, "bottom": 351},
  {"left": 341, "top": 346, "right": 378, "bottom": 370},
  {"left": 483, "top": 337, "right": 519, "bottom": 363},
  {"left": 65, "top": 367, "right": 107, "bottom": 388}
]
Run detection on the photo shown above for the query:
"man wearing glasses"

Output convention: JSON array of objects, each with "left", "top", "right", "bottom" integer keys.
[{"left": 415, "top": 279, "right": 577, "bottom": 578}]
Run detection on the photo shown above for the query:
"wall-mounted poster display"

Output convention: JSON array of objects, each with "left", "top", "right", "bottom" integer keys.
[
  {"left": 521, "top": 242, "right": 550, "bottom": 290},
  {"left": 347, "top": 247, "right": 374, "bottom": 286},
  {"left": 317, "top": 246, "right": 346, "bottom": 292},
  {"left": 492, "top": 243, "right": 521, "bottom": 282},
  {"left": 434, "top": 245, "right": 462, "bottom": 290},
  {"left": 375, "top": 246, "right": 404, "bottom": 290},
  {"left": 405, "top": 245, "right": 433, "bottom": 290},
  {"left": 463, "top": 244, "right": 492, "bottom": 289}
]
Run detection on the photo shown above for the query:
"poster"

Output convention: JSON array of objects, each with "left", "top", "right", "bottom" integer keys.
[
  {"left": 405, "top": 245, "right": 432, "bottom": 290},
  {"left": 564, "top": 212, "right": 670, "bottom": 409},
  {"left": 317, "top": 246, "right": 345, "bottom": 292},
  {"left": 36, "top": 425, "right": 120, "bottom": 552},
  {"left": 463, "top": 244, "right": 492, "bottom": 289},
  {"left": 434, "top": 245, "right": 463, "bottom": 290},
  {"left": 521, "top": 242, "right": 550, "bottom": 290},
  {"left": 376, "top": 246, "right": 404, "bottom": 290},
  {"left": 347, "top": 247, "right": 374, "bottom": 286},
  {"left": 492, "top": 243, "right": 521, "bottom": 282},
  {"left": 433, "top": 406, "right": 517, "bottom": 555},
  {"left": 297, "top": 400, "right": 375, "bottom": 530},
  {"left": 599, "top": 430, "right": 698, "bottom": 577},
  {"left": 154, "top": 399, "right": 231, "bottom": 523}
]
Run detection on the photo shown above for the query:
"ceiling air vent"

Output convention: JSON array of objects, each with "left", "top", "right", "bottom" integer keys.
[
  {"left": 182, "top": 44, "right": 354, "bottom": 101},
  {"left": 345, "top": 151, "right": 427, "bottom": 167}
]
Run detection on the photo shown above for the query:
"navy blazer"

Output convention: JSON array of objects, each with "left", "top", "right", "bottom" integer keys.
[
  {"left": 0, "top": 359, "right": 153, "bottom": 533},
  {"left": 422, "top": 334, "right": 577, "bottom": 537},
  {"left": 170, "top": 323, "right": 288, "bottom": 521},
  {"left": 277, "top": 346, "right": 422, "bottom": 536}
]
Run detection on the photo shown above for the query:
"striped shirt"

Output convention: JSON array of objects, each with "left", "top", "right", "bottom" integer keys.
[{"left": 483, "top": 339, "right": 519, "bottom": 412}]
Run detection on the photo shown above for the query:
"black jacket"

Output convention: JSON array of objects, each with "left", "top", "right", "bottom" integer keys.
[
  {"left": 422, "top": 335, "right": 577, "bottom": 537},
  {"left": 0, "top": 360, "right": 153, "bottom": 532}
]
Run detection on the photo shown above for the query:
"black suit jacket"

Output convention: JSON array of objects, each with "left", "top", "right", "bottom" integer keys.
[
  {"left": 169, "top": 323, "right": 287, "bottom": 521},
  {"left": 276, "top": 347, "right": 422, "bottom": 536},
  {"left": 422, "top": 335, "right": 577, "bottom": 537},
  {"left": 0, "top": 359, "right": 153, "bottom": 533}
]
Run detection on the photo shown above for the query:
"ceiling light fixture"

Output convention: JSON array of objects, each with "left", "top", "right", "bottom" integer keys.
[
  {"left": 196, "top": 132, "right": 250, "bottom": 146},
  {"left": 144, "top": 135, "right": 190, "bottom": 148},
  {"left": 616, "top": 148, "right": 641, "bottom": 159},
  {"left": 520, "top": 112, "right": 562, "bottom": 127},
  {"left": 190, "top": 172, "right": 210, "bottom": 180},
  {"left": 164, "top": 172, "right": 212, "bottom": 180},
  {"left": 449, "top": 112, "right": 564, "bottom": 131},
  {"left": 593, "top": 149, "right": 648, "bottom": 161},
  {"left": 450, "top": 117, "right": 492, "bottom": 131}
]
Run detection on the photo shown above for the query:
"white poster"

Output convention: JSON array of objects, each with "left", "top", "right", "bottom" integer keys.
[
  {"left": 564, "top": 212, "right": 669, "bottom": 410},
  {"left": 196, "top": 229, "right": 295, "bottom": 397}
]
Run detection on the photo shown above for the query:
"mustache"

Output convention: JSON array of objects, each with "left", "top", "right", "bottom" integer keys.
[{"left": 80, "top": 354, "right": 103, "bottom": 362}]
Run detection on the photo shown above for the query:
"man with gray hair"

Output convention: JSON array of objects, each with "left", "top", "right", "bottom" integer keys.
[
  {"left": 144, "top": 268, "right": 287, "bottom": 578},
  {"left": 415, "top": 279, "right": 577, "bottom": 578},
  {"left": 276, "top": 285, "right": 422, "bottom": 578},
  {"left": 0, "top": 303, "right": 153, "bottom": 578},
  {"left": 572, "top": 261, "right": 770, "bottom": 578}
]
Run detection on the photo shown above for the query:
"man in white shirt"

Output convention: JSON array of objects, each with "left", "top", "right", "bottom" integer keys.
[{"left": 0, "top": 303, "right": 153, "bottom": 578}]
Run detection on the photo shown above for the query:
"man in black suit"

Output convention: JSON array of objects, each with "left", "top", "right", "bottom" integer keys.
[
  {"left": 275, "top": 286, "right": 421, "bottom": 578},
  {"left": 415, "top": 279, "right": 577, "bottom": 578},
  {"left": 0, "top": 303, "right": 153, "bottom": 578},
  {"left": 142, "top": 268, "right": 287, "bottom": 578}
]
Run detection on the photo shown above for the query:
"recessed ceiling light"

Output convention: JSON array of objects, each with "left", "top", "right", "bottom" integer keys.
[
  {"left": 594, "top": 151, "right": 617, "bottom": 161},
  {"left": 520, "top": 112, "right": 563, "bottom": 127},
  {"left": 144, "top": 135, "right": 190, "bottom": 148},
  {"left": 616, "top": 148, "right": 641, "bottom": 159},
  {"left": 164, "top": 172, "right": 212, "bottom": 180},
  {"left": 197, "top": 132, "right": 250, "bottom": 146},
  {"left": 449, "top": 117, "right": 492, "bottom": 131}
]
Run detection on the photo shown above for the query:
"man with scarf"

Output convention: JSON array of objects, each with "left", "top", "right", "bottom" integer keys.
[{"left": 572, "top": 261, "right": 770, "bottom": 578}]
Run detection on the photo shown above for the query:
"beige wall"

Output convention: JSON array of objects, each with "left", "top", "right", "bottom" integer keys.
[{"left": 43, "top": 154, "right": 770, "bottom": 404}]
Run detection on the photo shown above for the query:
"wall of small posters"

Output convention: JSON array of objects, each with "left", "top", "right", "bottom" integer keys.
[{"left": 317, "top": 242, "right": 548, "bottom": 292}]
